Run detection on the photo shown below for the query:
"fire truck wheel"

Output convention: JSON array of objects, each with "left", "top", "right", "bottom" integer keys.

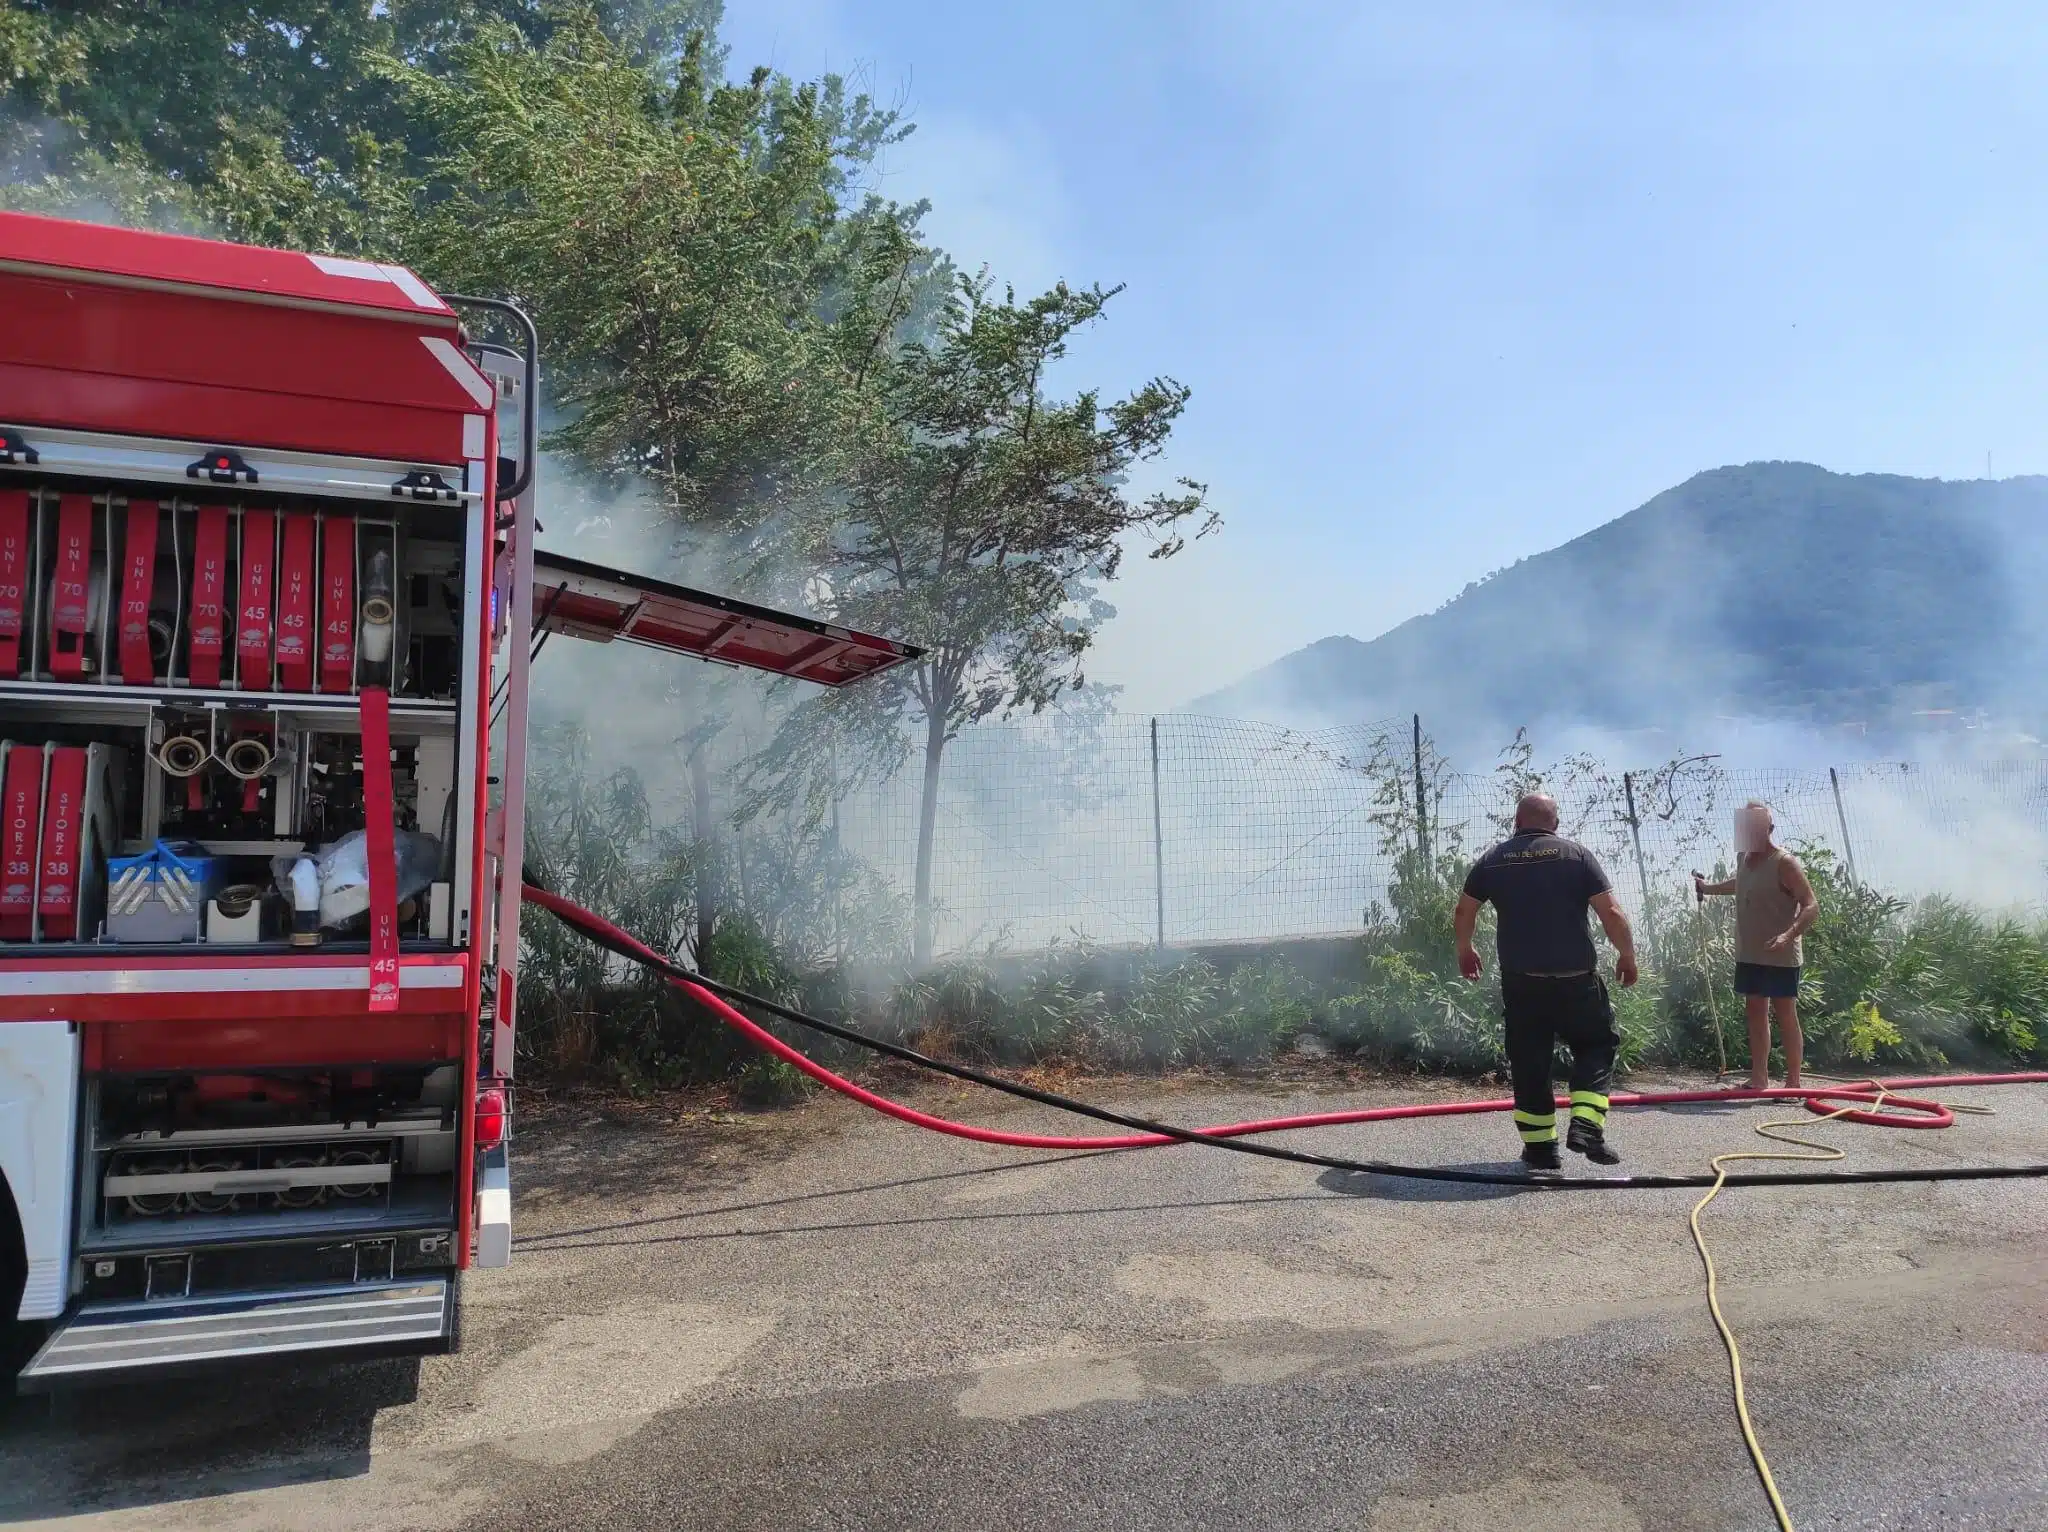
[
  {"left": 0, "top": 1319, "right": 31, "bottom": 1382},
  {"left": 0, "top": 1183, "right": 33, "bottom": 1381}
]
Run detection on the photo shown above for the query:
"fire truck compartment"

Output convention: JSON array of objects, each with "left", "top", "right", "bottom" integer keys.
[
  {"left": 0, "top": 454, "right": 476, "bottom": 956},
  {"left": 74, "top": 1067, "right": 461, "bottom": 1253}
]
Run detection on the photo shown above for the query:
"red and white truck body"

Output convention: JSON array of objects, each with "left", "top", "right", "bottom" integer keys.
[{"left": 0, "top": 211, "right": 912, "bottom": 1386}]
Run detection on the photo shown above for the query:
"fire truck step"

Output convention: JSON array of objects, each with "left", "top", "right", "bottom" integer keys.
[{"left": 17, "top": 1278, "right": 451, "bottom": 1388}]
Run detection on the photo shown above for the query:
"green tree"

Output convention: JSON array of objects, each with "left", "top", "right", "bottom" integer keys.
[
  {"left": 390, "top": 8, "right": 933, "bottom": 959},
  {"left": 1347, "top": 721, "right": 1467, "bottom": 976},
  {"left": 1, "top": 1, "right": 720, "bottom": 247},
  {"left": 391, "top": 9, "right": 917, "bottom": 529},
  {"left": 760, "top": 274, "right": 1213, "bottom": 965}
]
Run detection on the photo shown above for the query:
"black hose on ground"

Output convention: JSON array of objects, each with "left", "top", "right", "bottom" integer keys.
[{"left": 528, "top": 885, "right": 2048, "bottom": 1191}]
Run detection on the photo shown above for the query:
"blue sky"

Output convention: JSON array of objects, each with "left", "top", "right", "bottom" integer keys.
[{"left": 722, "top": 1, "right": 2048, "bottom": 712}]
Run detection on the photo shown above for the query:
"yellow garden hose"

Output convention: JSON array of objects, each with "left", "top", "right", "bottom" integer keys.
[{"left": 1690, "top": 1082, "right": 1998, "bottom": 1531}]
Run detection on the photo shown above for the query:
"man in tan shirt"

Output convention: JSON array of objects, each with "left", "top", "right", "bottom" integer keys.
[{"left": 1694, "top": 800, "right": 1819, "bottom": 1090}]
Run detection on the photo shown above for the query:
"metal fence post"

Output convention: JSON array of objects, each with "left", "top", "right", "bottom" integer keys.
[
  {"left": 1828, "top": 767, "right": 1860, "bottom": 887},
  {"left": 1412, "top": 713, "right": 1430, "bottom": 863},
  {"left": 830, "top": 791, "right": 844, "bottom": 962},
  {"left": 1150, "top": 717, "right": 1165, "bottom": 951},
  {"left": 1623, "top": 771, "right": 1658, "bottom": 966}
]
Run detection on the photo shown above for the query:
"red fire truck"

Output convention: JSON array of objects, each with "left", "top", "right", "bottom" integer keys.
[{"left": 0, "top": 211, "right": 914, "bottom": 1387}]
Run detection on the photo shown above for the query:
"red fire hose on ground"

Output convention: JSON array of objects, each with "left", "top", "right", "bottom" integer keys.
[{"left": 521, "top": 884, "right": 2048, "bottom": 1188}]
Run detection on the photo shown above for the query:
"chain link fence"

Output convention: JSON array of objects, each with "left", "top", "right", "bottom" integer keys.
[{"left": 819, "top": 714, "right": 2048, "bottom": 956}]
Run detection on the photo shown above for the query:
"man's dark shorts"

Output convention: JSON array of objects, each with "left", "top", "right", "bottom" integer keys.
[{"left": 1734, "top": 963, "right": 1801, "bottom": 999}]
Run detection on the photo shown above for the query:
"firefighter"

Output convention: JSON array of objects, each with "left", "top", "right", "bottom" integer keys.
[{"left": 1454, "top": 793, "right": 1640, "bottom": 1172}]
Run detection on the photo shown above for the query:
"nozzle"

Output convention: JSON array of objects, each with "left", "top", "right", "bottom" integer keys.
[
  {"left": 157, "top": 734, "right": 207, "bottom": 777},
  {"left": 289, "top": 856, "right": 321, "bottom": 947},
  {"left": 221, "top": 735, "right": 273, "bottom": 781},
  {"left": 359, "top": 547, "right": 395, "bottom": 668}
]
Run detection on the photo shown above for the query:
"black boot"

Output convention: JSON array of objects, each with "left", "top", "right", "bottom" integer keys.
[
  {"left": 1567, "top": 1118, "right": 1620, "bottom": 1165},
  {"left": 1521, "top": 1140, "right": 1562, "bottom": 1173}
]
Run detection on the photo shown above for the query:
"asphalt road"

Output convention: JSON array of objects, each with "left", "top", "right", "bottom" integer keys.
[{"left": 3, "top": 1070, "right": 2045, "bottom": 1531}]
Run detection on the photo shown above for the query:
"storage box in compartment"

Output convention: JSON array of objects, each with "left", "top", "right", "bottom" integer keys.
[{"left": 106, "top": 839, "right": 225, "bottom": 944}]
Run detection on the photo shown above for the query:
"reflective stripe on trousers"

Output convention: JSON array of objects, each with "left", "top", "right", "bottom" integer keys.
[{"left": 1513, "top": 1108, "right": 1557, "bottom": 1144}]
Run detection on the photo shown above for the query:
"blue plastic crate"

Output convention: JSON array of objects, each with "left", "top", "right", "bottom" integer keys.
[{"left": 105, "top": 840, "right": 227, "bottom": 944}]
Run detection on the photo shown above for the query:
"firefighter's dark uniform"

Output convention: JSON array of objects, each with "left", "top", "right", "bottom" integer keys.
[{"left": 1462, "top": 829, "right": 1619, "bottom": 1156}]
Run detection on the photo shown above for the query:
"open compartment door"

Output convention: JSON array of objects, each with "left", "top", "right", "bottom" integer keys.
[
  {"left": 489, "top": 545, "right": 919, "bottom": 1084},
  {"left": 529, "top": 549, "right": 919, "bottom": 685}
]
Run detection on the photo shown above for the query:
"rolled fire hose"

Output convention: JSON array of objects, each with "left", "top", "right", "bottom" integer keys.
[
  {"left": 147, "top": 613, "right": 176, "bottom": 671},
  {"left": 49, "top": 557, "right": 112, "bottom": 675},
  {"left": 72, "top": 557, "right": 109, "bottom": 673}
]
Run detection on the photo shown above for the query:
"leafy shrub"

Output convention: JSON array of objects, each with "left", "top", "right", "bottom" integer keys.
[
  {"left": 1796, "top": 848, "right": 2048, "bottom": 1070},
  {"left": 888, "top": 955, "right": 1008, "bottom": 1060},
  {"left": 1099, "top": 956, "right": 1224, "bottom": 1069},
  {"left": 1007, "top": 954, "right": 1110, "bottom": 1062},
  {"left": 1843, "top": 1000, "right": 1903, "bottom": 1062},
  {"left": 519, "top": 741, "right": 2048, "bottom": 1090},
  {"left": 1610, "top": 966, "right": 1666, "bottom": 1071},
  {"left": 1211, "top": 957, "right": 1315, "bottom": 1066},
  {"left": 1656, "top": 897, "right": 1745, "bottom": 1069},
  {"left": 1326, "top": 953, "right": 1506, "bottom": 1073},
  {"left": 735, "top": 1055, "right": 813, "bottom": 1107}
]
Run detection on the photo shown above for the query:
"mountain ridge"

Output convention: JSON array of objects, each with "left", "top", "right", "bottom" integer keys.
[{"left": 1186, "top": 461, "right": 2048, "bottom": 747}]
